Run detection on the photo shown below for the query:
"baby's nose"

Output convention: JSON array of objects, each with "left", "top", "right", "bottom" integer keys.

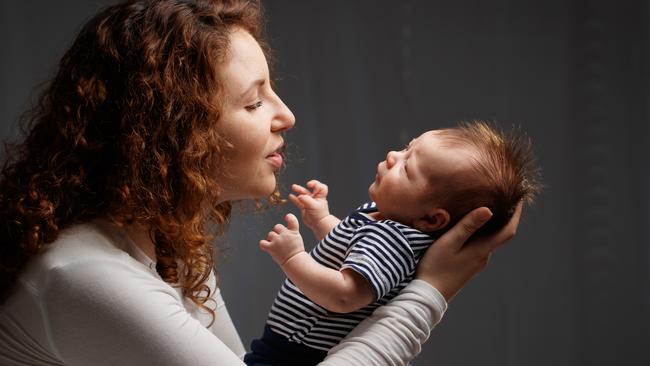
[{"left": 386, "top": 151, "right": 397, "bottom": 168}]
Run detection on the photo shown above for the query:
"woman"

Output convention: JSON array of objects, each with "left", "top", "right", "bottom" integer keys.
[{"left": 0, "top": 1, "right": 520, "bottom": 365}]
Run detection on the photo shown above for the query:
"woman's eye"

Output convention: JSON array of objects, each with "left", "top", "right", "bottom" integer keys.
[{"left": 245, "top": 100, "right": 263, "bottom": 111}]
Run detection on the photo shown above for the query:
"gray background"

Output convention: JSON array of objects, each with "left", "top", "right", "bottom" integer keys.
[{"left": 1, "top": 0, "right": 648, "bottom": 365}]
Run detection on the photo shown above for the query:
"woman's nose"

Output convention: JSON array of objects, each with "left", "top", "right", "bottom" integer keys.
[
  {"left": 386, "top": 150, "right": 397, "bottom": 168},
  {"left": 271, "top": 93, "right": 296, "bottom": 132}
]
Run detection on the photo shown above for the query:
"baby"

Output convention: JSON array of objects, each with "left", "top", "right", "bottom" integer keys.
[{"left": 244, "top": 121, "right": 541, "bottom": 366}]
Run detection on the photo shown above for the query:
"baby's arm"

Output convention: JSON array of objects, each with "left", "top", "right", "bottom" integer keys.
[
  {"left": 289, "top": 180, "right": 340, "bottom": 241},
  {"left": 259, "top": 214, "right": 374, "bottom": 313}
]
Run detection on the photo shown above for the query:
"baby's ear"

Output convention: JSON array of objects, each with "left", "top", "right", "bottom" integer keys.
[{"left": 414, "top": 209, "right": 450, "bottom": 233}]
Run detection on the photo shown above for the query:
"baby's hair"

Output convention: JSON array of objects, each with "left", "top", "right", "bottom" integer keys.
[{"left": 436, "top": 120, "right": 542, "bottom": 236}]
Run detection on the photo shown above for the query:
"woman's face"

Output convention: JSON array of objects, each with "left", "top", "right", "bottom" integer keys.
[{"left": 216, "top": 28, "right": 295, "bottom": 202}]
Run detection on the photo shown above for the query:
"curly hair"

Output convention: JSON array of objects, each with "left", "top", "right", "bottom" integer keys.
[{"left": 0, "top": 0, "right": 268, "bottom": 321}]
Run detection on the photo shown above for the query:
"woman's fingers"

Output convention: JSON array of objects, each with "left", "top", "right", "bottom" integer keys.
[
  {"left": 414, "top": 203, "right": 523, "bottom": 301},
  {"left": 439, "top": 207, "right": 493, "bottom": 251},
  {"left": 470, "top": 201, "right": 523, "bottom": 256},
  {"left": 489, "top": 201, "right": 522, "bottom": 250}
]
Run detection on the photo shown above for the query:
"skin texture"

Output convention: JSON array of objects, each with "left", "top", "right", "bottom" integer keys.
[
  {"left": 123, "top": 25, "right": 522, "bottom": 310},
  {"left": 289, "top": 180, "right": 340, "bottom": 240},
  {"left": 131, "top": 29, "right": 522, "bottom": 316},
  {"left": 0, "top": 0, "right": 528, "bottom": 362},
  {"left": 260, "top": 128, "right": 524, "bottom": 309},
  {"left": 260, "top": 181, "right": 374, "bottom": 313},
  {"left": 260, "top": 179, "right": 523, "bottom": 312},
  {"left": 368, "top": 130, "right": 477, "bottom": 232},
  {"left": 117, "top": 24, "right": 525, "bottom": 358},
  {"left": 257, "top": 131, "right": 481, "bottom": 312},
  {"left": 129, "top": 28, "right": 295, "bottom": 259},
  {"left": 415, "top": 202, "right": 522, "bottom": 301},
  {"left": 130, "top": 18, "right": 525, "bottom": 366},
  {"left": 215, "top": 28, "right": 295, "bottom": 202}
]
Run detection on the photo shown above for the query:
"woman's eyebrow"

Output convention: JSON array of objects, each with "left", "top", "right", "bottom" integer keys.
[{"left": 239, "top": 78, "right": 265, "bottom": 99}]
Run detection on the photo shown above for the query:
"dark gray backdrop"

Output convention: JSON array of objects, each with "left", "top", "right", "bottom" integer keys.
[{"left": 1, "top": 1, "right": 648, "bottom": 365}]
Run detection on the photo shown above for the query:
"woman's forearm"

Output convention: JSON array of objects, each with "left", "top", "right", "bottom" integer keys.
[{"left": 318, "top": 279, "right": 447, "bottom": 366}]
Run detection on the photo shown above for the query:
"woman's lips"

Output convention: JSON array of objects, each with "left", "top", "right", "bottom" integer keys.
[{"left": 266, "top": 152, "right": 283, "bottom": 169}]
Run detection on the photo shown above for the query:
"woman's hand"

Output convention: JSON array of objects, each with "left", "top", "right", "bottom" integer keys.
[{"left": 415, "top": 202, "right": 523, "bottom": 301}]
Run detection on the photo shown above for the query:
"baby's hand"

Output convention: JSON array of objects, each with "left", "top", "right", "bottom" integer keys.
[
  {"left": 289, "top": 180, "right": 331, "bottom": 231},
  {"left": 259, "top": 214, "right": 305, "bottom": 266}
]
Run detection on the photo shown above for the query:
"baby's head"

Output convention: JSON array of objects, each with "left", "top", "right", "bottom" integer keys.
[{"left": 368, "top": 121, "right": 541, "bottom": 236}]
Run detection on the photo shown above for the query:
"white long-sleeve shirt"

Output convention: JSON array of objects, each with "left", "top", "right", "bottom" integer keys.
[{"left": 0, "top": 219, "right": 446, "bottom": 366}]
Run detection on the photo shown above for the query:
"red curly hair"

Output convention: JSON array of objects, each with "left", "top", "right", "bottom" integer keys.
[{"left": 0, "top": 0, "right": 268, "bottom": 320}]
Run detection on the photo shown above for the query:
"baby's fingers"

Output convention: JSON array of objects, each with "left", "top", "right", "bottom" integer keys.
[
  {"left": 272, "top": 223, "right": 286, "bottom": 234},
  {"left": 284, "top": 213, "right": 300, "bottom": 231},
  {"left": 307, "top": 180, "right": 328, "bottom": 198},
  {"left": 298, "top": 194, "right": 320, "bottom": 209},
  {"left": 288, "top": 194, "right": 304, "bottom": 209},
  {"left": 266, "top": 230, "right": 280, "bottom": 241},
  {"left": 259, "top": 239, "right": 272, "bottom": 252},
  {"left": 292, "top": 184, "right": 311, "bottom": 196}
]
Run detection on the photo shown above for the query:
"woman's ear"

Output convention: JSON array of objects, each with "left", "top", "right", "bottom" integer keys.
[{"left": 414, "top": 208, "right": 450, "bottom": 233}]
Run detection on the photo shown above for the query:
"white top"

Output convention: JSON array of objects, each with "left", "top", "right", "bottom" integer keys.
[{"left": 0, "top": 219, "right": 447, "bottom": 366}]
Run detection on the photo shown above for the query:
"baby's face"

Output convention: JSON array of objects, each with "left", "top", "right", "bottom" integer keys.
[{"left": 368, "top": 130, "right": 476, "bottom": 228}]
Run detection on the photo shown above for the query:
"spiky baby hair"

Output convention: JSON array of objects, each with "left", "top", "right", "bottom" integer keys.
[{"left": 436, "top": 120, "right": 542, "bottom": 236}]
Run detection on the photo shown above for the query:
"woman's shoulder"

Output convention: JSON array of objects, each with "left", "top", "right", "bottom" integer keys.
[
  {"left": 19, "top": 220, "right": 156, "bottom": 293},
  {"left": 33, "top": 221, "right": 128, "bottom": 265}
]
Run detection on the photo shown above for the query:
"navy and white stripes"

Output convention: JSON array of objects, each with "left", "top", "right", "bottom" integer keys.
[{"left": 266, "top": 202, "right": 435, "bottom": 351}]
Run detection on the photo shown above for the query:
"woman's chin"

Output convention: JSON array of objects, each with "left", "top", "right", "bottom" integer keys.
[
  {"left": 218, "top": 180, "right": 277, "bottom": 202},
  {"left": 258, "top": 177, "right": 278, "bottom": 200}
]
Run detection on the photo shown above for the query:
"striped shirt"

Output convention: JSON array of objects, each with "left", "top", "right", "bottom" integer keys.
[{"left": 266, "top": 202, "right": 435, "bottom": 351}]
